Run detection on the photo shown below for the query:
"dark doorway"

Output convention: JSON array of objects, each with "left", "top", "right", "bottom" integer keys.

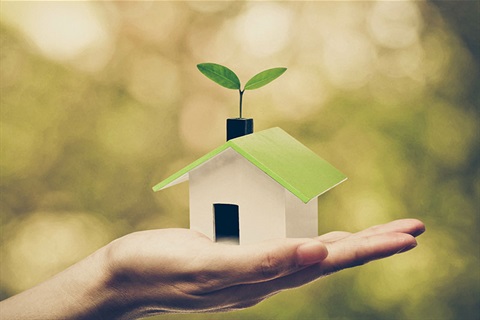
[{"left": 213, "top": 203, "right": 239, "bottom": 244}]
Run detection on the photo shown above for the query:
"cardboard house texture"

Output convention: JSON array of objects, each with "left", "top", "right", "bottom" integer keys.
[{"left": 153, "top": 127, "right": 346, "bottom": 245}]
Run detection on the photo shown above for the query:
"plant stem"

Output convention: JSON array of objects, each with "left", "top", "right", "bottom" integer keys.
[{"left": 239, "top": 89, "right": 244, "bottom": 118}]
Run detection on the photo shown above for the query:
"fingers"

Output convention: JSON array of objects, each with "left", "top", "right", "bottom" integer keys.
[
  {"left": 350, "top": 219, "right": 425, "bottom": 239},
  {"left": 404, "top": 219, "right": 426, "bottom": 236},
  {"left": 191, "top": 219, "right": 424, "bottom": 303},
  {"left": 198, "top": 219, "right": 424, "bottom": 291},
  {"left": 283, "top": 232, "right": 417, "bottom": 289},
  {"left": 203, "top": 228, "right": 421, "bottom": 305},
  {"left": 315, "top": 220, "right": 423, "bottom": 276},
  {"left": 321, "top": 232, "right": 417, "bottom": 273},
  {"left": 315, "top": 219, "right": 424, "bottom": 243},
  {"left": 230, "top": 218, "right": 424, "bottom": 283}
]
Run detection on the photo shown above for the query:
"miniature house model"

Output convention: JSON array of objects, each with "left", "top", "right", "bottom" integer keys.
[{"left": 153, "top": 123, "right": 346, "bottom": 245}]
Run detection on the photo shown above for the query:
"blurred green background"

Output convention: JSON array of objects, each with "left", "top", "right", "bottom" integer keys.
[{"left": 0, "top": 1, "right": 478, "bottom": 319}]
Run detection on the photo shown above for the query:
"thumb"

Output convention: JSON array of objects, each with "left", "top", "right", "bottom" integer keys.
[
  {"left": 213, "top": 238, "right": 328, "bottom": 286},
  {"left": 296, "top": 240, "right": 329, "bottom": 266}
]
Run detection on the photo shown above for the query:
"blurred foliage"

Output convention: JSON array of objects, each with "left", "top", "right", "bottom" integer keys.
[{"left": 0, "top": 1, "right": 479, "bottom": 319}]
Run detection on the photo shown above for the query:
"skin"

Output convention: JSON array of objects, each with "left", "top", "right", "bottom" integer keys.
[{"left": 0, "top": 218, "right": 425, "bottom": 320}]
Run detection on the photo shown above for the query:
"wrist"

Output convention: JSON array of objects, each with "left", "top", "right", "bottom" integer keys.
[
  {"left": 98, "top": 235, "right": 172, "bottom": 319},
  {"left": 80, "top": 241, "right": 137, "bottom": 320},
  {"left": 0, "top": 243, "right": 122, "bottom": 320},
  {"left": 64, "top": 245, "right": 121, "bottom": 320},
  {"left": 92, "top": 237, "right": 153, "bottom": 320}
]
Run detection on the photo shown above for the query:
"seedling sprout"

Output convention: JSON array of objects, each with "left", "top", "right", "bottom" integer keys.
[{"left": 197, "top": 63, "right": 287, "bottom": 118}]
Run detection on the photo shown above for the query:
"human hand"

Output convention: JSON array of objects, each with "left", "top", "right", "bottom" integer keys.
[
  {"left": 99, "top": 218, "right": 425, "bottom": 319},
  {"left": 0, "top": 219, "right": 424, "bottom": 320}
]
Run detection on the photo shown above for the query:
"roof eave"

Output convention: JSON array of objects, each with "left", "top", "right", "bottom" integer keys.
[{"left": 152, "top": 143, "right": 231, "bottom": 192}]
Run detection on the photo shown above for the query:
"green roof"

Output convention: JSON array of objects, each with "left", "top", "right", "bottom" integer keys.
[{"left": 152, "top": 127, "right": 346, "bottom": 203}]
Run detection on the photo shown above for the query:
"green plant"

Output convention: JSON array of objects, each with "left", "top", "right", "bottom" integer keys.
[{"left": 197, "top": 63, "right": 287, "bottom": 118}]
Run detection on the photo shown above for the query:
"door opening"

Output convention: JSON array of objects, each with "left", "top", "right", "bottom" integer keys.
[{"left": 213, "top": 203, "right": 239, "bottom": 244}]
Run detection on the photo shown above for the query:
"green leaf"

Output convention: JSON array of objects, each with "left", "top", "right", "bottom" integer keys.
[
  {"left": 197, "top": 63, "right": 241, "bottom": 90},
  {"left": 244, "top": 67, "right": 287, "bottom": 90}
]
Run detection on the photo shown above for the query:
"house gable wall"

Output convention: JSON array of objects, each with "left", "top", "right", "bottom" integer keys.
[{"left": 189, "top": 148, "right": 286, "bottom": 245}]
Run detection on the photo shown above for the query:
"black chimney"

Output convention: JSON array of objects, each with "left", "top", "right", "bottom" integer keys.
[{"left": 226, "top": 118, "right": 253, "bottom": 141}]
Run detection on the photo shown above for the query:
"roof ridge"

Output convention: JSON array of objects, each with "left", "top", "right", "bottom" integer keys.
[{"left": 229, "top": 135, "right": 311, "bottom": 203}]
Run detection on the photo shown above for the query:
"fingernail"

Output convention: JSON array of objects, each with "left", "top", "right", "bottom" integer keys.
[{"left": 296, "top": 241, "right": 328, "bottom": 266}]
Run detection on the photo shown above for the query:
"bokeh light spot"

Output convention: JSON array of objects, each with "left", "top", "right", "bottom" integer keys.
[
  {"left": 1, "top": 2, "right": 114, "bottom": 72},
  {"left": 235, "top": 2, "right": 293, "bottom": 57},
  {"left": 368, "top": 1, "right": 421, "bottom": 49},
  {"left": 273, "top": 67, "right": 329, "bottom": 120},
  {"left": 323, "top": 30, "right": 377, "bottom": 89}
]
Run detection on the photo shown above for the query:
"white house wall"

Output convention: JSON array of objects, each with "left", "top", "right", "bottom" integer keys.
[
  {"left": 189, "top": 148, "right": 286, "bottom": 245},
  {"left": 236, "top": 149, "right": 286, "bottom": 244},
  {"left": 285, "top": 190, "right": 318, "bottom": 238}
]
